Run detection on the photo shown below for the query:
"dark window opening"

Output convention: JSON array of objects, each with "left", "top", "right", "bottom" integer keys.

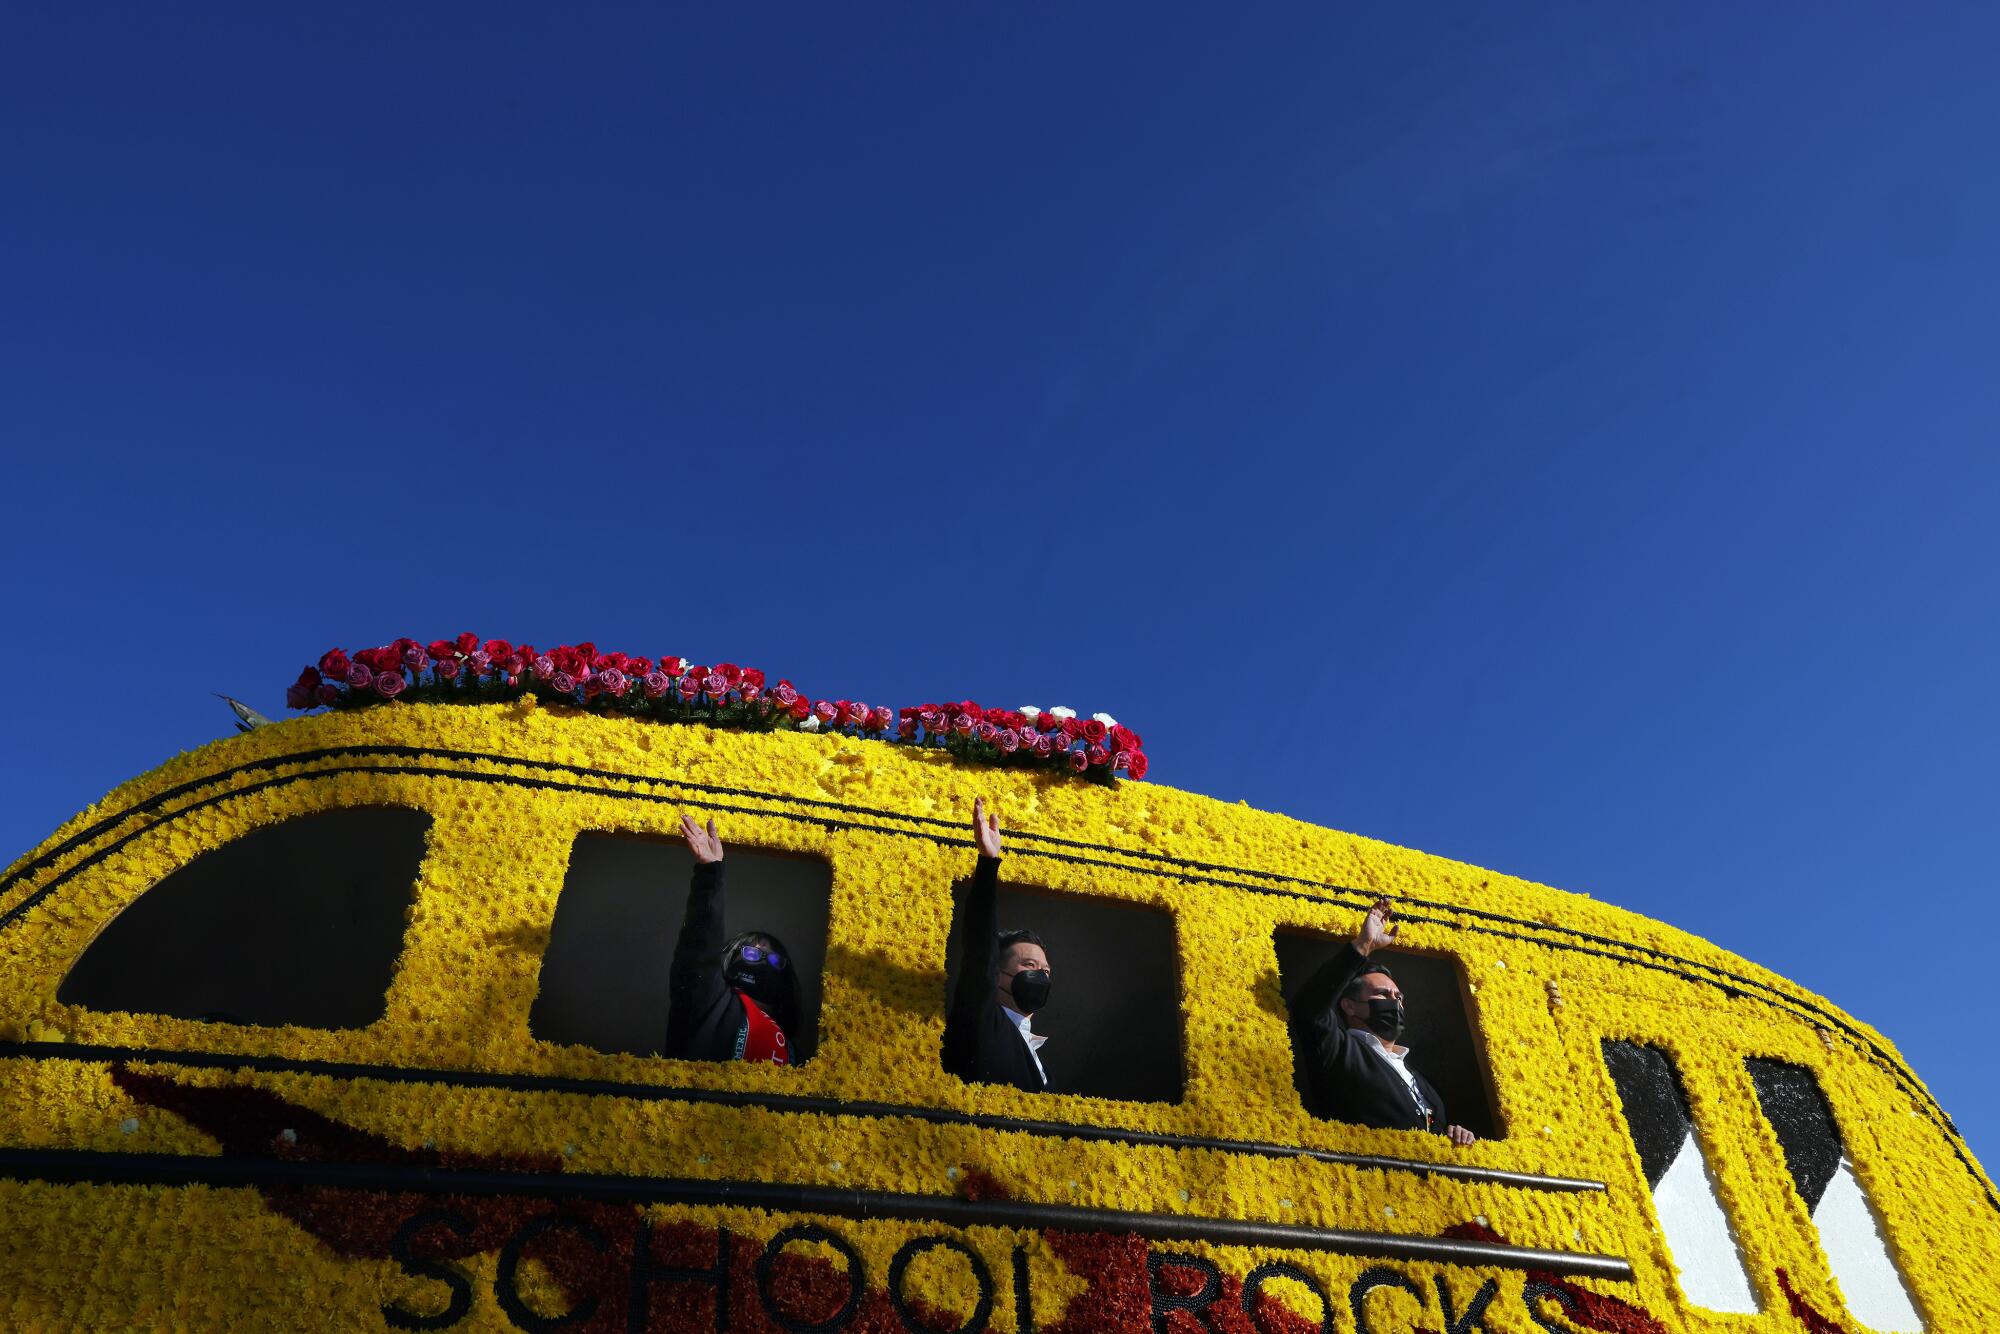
[
  {"left": 945, "top": 879, "right": 1183, "bottom": 1104},
  {"left": 1273, "top": 930, "right": 1499, "bottom": 1139},
  {"left": 57, "top": 806, "right": 430, "bottom": 1030},
  {"left": 530, "top": 832, "right": 831, "bottom": 1062}
]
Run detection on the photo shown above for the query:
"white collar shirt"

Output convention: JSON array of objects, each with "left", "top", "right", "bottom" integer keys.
[
  {"left": 1353, "top": 1028, "right": 1427, "bottom": 1110},
  {"left": 1001, "top": 1005, "right": 1048, "bottom": 1083}
]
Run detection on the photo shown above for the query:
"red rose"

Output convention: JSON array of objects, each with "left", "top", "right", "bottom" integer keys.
[
  {"left": 318, "top": 649, "right": 350, "bottom": 679},
  {"left": 484, "top": 639, "right": 513, "bottom": 660},
  {"left": 983, "top": 707, "right": 1011, "bottom": 725},
  {"left": 1082, "top": 719, "right": 1108, "bottom": 743},
  {"left": 789, "top": 698, "right": 812, "bottom": 720},
  {"left": 1127, "top": 752, "right": 1149, "bottom": 780},
  {"left": 741, "top": 668, "right": 766, "bottom": 690},
  {"left": 1060, "top": 716, "right": 1083, "bottom": 739},
  {"left": 427, "top": 640, "right": 457, "bottom": 660},
  {"left": 898, "top": 718, "right": 918, "bottom": 740},
  {"left": 627, "top": 656, "right": 652, "bottom": 676},
  {"left": 455, "top": 632, "right": 480, "bottom": 655},
  {"left": 715, "top": 663, "right": 742, "bottom": 685},
  {"left": 1087, "top": 743, "right": 1110, "bottom": 766},
  {"left": 285, "top": 682, "right": 314, "bottom": 710},
  {"left": 659, "top": 656, "right": 687, "bottom": 675},
  {"left": 1110, "top": 725, "right": 1142, "bottom": 752},
  {"left": 316, "top": 682, "right": 340, "bottom": 707}
]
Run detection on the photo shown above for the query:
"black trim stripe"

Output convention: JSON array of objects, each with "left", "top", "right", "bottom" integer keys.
[
  {"left": 1, "top": 742, "right": 1989, "bottom": 1219},
  {"left": 0, "top": 1145, "right": 1635, "bottom": 1280},
  {"left": 0, "top": 1040, "right": 1602, "bottom": 1195}
]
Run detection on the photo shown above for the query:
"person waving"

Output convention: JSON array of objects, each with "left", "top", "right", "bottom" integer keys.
[{"left": 663, "top": 814, "right": 799, "bottom": 1066}]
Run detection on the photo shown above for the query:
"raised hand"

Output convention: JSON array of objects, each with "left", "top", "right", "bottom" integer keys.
[
  {"left": 972, "top": 797, "right": 1003, "bottom": 859},
  {"left": 681, "top": 814, "right": 724, "bottom": 864},
  {"left": 1355, "top": 898, "right": 1399, "bottom": 956}
]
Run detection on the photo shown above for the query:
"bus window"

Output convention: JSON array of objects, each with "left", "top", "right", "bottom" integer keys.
[
  {"left": 57, "top": 807, "right": 430, "bottom": 1030},
  {"left": 944, "top": 878, "right": 1183, "bottom": 1104},
  {"left": 1272, "top": 930, "right": 1499, "bottom": 1139},
  {"left": 530, "top": 832, "right": 831, "bottom": 1063},
  {"left": 1745, "top": 1058, "right": 1922, "bottom": 1333},
  {"left": 1600, "top": 1041, "right": 1759, "bottom": 1314}
]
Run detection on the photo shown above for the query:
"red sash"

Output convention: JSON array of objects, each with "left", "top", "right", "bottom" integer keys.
[{"left": 733, "top": 992, "right": 792, "bottom": 1066}]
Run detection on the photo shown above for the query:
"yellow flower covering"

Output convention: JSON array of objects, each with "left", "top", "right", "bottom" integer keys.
[{"left": 0, "top": 701, "right": 1991, "bottom": 1331}]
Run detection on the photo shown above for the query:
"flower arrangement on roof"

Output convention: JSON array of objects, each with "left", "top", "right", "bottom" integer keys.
[{"left": 283, "top": 634, "right": 1149, "bottom": 782}]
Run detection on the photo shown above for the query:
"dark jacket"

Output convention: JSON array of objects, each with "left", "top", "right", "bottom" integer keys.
[
  {"left": 664, "top": 862, "right": 789, "bottom": 1064},
  {"left": 1289, "top": 942, "right": 1445, "bottom": 1134},
  {"left": 942, "top": 855, "right": 1051, "bottom": 1094}
]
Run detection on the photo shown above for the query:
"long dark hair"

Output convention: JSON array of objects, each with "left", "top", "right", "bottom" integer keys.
[{"left": 722, "top": 929, "right": 801, "bottom": 1046}]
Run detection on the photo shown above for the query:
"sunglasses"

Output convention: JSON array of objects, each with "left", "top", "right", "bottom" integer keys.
[{"left": 736, "top": 945, "right": 787, "bottom": 971}]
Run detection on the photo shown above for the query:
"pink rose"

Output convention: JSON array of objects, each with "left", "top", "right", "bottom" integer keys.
[
  {"left": 1069, "top": 749, "right": 1088, "bottom": 772},
  {"left": 643, "top": 671, "right": 670, "bottom": 698},
  {"left": 870, "top": 706, "right": 894, "bottom": 730},
  {"left": 975, "top": 721, "right": 997, "bottom": 743},
  {"left": 285, "top": 682, "right": 314, "bottom": 710},
  {"left": 704, "top": 672, "right": 729, "bottom": 697},
  {"left": 1088, "top": 744, "right": 1110, "bottom": 766},
  {"left": 533, "top": 655, "right": 557, "bottom": 679},
  {"left": 898, "top": 718, "right": 918, "bottom": 740},
  {"left": 1111, "top": 750, "right": 1131, "bottom": 772},
  {"left": 952, "top": 712, "right": 975, "bottom": 734},
  {"left": 1033, "top": 734, "right": 1055, "bottom": 757},
  {"left": 346, "top": 663, "right": 373, "bottom": 690},
  {"left": 403, "top": 645, "right": 429, "bottom": 672},
  {"left": 740, "top": 682, "right": 762, "bottom": 702},
  {"left": 598, "top": 667, "right": 628, "bottom": 696},
  {"left": 996, "top": 728, "right": 1020, "bottom": 752},
  {"left": 814, "top": 700, "right": 837, "bottom": 723},
  {"left": 436, "top": 657, "right": 461, "bottom": 680},
  {"left": 468, "top": 651, "right": 492, "bottom": 674},
  {"left": 773, "top": 681, "right": 800, "bottom": 707},
  {"left": 678, "top": 675, "right": 701, "bottom": 700},
  {"left": 551, "top": 670, "right": 577, "bottom": 694},
  {"left": 375, "top": 671, "right": 406, "bottom": 699}
]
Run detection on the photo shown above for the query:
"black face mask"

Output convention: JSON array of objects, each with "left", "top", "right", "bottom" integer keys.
[
  {"left": 1009, "top": 969, "right": 1052, "bottom": 1015},
  {"left": 728, "top": 961, "right": 783, "bottom": 1011},
  {"left": 1363, "top": 998, "right": 1406, "bottom": 1043}
]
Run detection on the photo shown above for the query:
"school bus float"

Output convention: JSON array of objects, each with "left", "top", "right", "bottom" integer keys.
[{"left": 0, "top": 699, "right": 1989, "bottom": 1332}]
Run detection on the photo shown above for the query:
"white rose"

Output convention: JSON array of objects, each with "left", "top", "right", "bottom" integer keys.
[
  {"left": 1019, "top": 705, "right": 1041, "bottom": 718},
  {"left": 800, "top": 715, "right": 821, "bottom": 732},
  {"left": 1050, "top": 706, "right": 1076, "bottom": 720},
  {"left": 1092, "top": 712, "right": 1117, "bottom": 727}
]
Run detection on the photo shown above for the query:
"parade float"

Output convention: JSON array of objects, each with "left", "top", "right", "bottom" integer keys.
[{"left": 0, "top": 637, "right": 1988, "bottom": 1331}]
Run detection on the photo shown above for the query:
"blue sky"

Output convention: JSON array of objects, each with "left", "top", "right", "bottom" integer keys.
[{"left": 4, "top": 6, "right": 1998, "bottom": 1164}]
